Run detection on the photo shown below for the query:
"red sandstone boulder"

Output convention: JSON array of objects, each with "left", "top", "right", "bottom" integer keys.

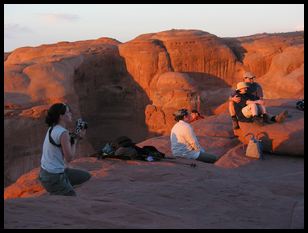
[{"left": 257, "top": 45, "right": 304, "bottom": 99}]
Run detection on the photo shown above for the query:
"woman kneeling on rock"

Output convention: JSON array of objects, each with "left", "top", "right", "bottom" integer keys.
[{"left": 39, "top": 103, "right": 91, "bottom": 196}]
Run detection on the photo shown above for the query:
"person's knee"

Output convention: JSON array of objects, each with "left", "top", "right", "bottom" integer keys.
[
  {"left": 207, "top": 155, "right": 218, "bottom": 163},
  {"left": 77, "top": 170, "right": 91, "bottom": 184},
  {"left": 68, "top": 168, "right": 91, "bottom": 185}
]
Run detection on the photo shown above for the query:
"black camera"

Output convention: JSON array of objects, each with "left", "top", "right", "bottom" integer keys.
[
  {"left": 75, "top": 118, "right": 88, "bottom": 133},
  {"left": 70, "top": 118, "right": 88, "bottom": 145}
]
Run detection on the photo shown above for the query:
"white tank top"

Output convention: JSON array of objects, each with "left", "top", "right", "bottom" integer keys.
[{"left": 41, "top": 124, "right": 68, "bottom": 173}]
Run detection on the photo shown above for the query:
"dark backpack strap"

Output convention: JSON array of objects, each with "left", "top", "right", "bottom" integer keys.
[{"left": 49, "top": 127, "right": 62, "bottom": 148}]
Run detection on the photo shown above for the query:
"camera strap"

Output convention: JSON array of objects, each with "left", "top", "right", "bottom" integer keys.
[{"left": 48, "top": 126, "right": 62, "bottom": 148}]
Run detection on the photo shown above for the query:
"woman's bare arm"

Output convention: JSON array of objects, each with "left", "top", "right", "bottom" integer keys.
[{"left": 60, "top": 131, "right": 77, "bottom": 163}]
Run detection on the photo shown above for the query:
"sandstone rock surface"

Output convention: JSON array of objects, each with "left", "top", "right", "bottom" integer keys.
[{"left": 4, "top": 153, "right": 303, "bottom": 229}]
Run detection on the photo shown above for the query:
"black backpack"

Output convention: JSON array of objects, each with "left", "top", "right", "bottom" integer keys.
[
  {"left": 98, "top": 136, "right": 165, "bottom": 161},
  {"left": 111, "top": 136, "right": 135, "bottom": 149},
  {"left": 97, "top": 136, "right": 136, "bottom": 160}
]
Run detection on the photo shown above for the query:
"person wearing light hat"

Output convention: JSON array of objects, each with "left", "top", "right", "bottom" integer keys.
[
  {"left": 170, "top": 108, "right": 217, "bottom": 163},
  {"left": 229, "top": 71, "right": 264, "bottom": 129},
  {"left": 231, "top": 82, "right": 288, "bottom": 126}
]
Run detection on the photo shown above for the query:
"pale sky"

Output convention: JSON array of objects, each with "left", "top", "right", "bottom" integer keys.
[{"left": 4, "top": 4, "right": 304, "bottom": 52}]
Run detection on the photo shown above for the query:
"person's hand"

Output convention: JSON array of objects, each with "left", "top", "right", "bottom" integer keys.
[{"left": 232, "top": 96, "right": 241, "bottom": 103}]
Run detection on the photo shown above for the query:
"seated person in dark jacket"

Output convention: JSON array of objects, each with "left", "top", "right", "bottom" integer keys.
[{"left": 232, "top": 82, "right": 288, "bottom": 126}]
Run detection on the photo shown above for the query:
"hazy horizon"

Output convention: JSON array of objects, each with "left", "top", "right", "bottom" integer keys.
[{"left": 4, "top": 4, "right": 304, "bottom": 52}]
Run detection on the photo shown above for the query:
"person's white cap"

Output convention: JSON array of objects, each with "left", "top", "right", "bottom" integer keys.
[
  {"left": 243, "top": 71, "right": 255, "bottom": 79},
  {"left": 236, "top": 82, "right": 250, "bottom": 91}
]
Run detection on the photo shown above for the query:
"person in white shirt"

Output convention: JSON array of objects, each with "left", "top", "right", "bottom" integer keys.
[
  {"left": 39, "top": 103, "right": 91, "bottom": 196},
  {"left": 170, "top": 109, "right": 217, "bottom": 163}
]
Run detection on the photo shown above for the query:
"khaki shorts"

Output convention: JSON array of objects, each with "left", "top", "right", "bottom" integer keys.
[{"left": 242, "top": 105, "right": 253, "bottom": 118}]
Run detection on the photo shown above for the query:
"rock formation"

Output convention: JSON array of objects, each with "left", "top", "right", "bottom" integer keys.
[
  {"left": 119, "top": 30, "right": 243, "bottom": 134},
  {"left": 222, "top": 32, "right": 304, "bottom": 98},
  {"left": 4, "top": 29, "right": 304, "bottom": 187},
  {"left": 4, "top": 38, "right": 149, "bottom": 186}
]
